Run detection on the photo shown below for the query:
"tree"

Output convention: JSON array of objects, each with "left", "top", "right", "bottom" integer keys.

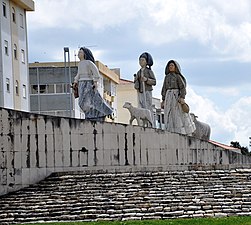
[{"left": 230, "top": 141, "right": 251, "bottom": 156}]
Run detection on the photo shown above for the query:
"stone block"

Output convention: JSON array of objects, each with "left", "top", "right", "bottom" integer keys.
[
  {"left": 14, "top": 134, "right": 22, "bottom": 152},
  {"left": 54, "top": 150, "right": 63, "bottom": 167},
  {"left": 95, "top": 149, "right": 104, "bottom": 166},
  {"left": 37, "top": 118, "right": 46, "bottom": 134},
  {"left": 14, "top": 169, "right": 22, "bottom": 184},
  {"left": 0, "top": 168, "right": 7, "bottom": 185},
  {"left": 21, "top": 168, "right": 30, "bottom": 185},
  {"left": 6, "top": 150, "right": 14, "bottom": 168},
  {"left": 110, "top": 149, "right": 120, "bottom": 166},
  {"left": 45, "top": 119, "right": 54, "bottom": 135},
  {"left": 103, "top": 149, "right": 111, "bottom": 166},
  {"left": 71, "top": 150, "right": 79, "bottom": 167},
  {"left": 62, "top": 133, "right": 70, "bottom": 151},
  {"left": 29, "top": 134, "right": 37, "bottom": 152},
  {"left": 38, "top": 150, "right": 46, "bottom": 167},
  {"left": 0, "top": 150, "right": 7, "bottom": 169},
  {"left": 46, "top": 150, "right": 55, "bottom": 167},
  {"left": 14, "top": 151, "right": 22, "bottom": 169},
  {"left": 0, "top": 136, "right": 11, "bottom": 152},
  {"left": 79, "top": 150, "right": 88, "bottom": 167},
  {"left": 54, "top": 133, "right": 63, "bottom": 151}
]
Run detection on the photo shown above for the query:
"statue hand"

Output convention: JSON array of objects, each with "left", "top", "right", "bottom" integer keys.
[
  {"left": 72, "top": 82, "right": 78, "bottom": 89},
  {"left": 141, "top": 76, "right": 147, "bottom": 82}
]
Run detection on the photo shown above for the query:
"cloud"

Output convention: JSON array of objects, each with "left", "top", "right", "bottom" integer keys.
[
  {"left": 137, "top": 0, "right": 251, "bottom": 62},
  {"left": 186, "top": 87, "right": 251, "bottom": 147},
  {"left": 29, "top": 0, "right": 140, "bottom": 30},
  {"left": 28, "top": 0, "right": 251, "bottom": 62},
  {"left": 226, "top": 96, "right": 251, "bottom": 147}
]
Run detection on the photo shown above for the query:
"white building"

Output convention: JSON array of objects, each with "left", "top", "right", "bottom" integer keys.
[{"left": 0, "top": 0, "right": 34, "bottom": 111}]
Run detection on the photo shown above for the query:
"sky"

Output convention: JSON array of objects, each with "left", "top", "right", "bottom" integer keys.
[{"left": 27, "top": 0, "right": 251, "bottom": 148}]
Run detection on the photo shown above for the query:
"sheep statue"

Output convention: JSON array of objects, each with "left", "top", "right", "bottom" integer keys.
[
  {"left": 123, "top": 102, "right": 153, "bottom": 128},
  {"left": 190, "top": 113, "right": 211, "bottom": 141}
]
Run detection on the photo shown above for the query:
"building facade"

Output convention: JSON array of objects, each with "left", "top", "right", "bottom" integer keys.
[
  {"left": 0, "top": 0, "right": 34, "bottom": 111},
  {"left": 29, "top": 61, "right": 119, "bottom": 122}
]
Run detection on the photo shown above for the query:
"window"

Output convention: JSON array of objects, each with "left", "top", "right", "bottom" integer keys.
[
  {"left": 4, "top": 40, "right": 8, "bottom": 55},
  {"left": 64, "top": 83, "right": 70, "bottom": 93},
  {"left": 2, "top": 2, "right": 6, "bottom": 18},
  {"left": 21, "top": 49, "right": 25, "bottom": 63},
  {"left": 20, "top": 13, "right": 24, "bottom": 28},
  {"left": 15, "top": 80, "right": 19, "bottom": 95},
  {"left": 22, "top": 85, "right": 26, "bottom": 98},
  {"left": 31, "top": 85, "right": 38, "bottom": 94},
  {"left": 47, "top": 84, "right": 54, "bottom": 93},
  {"left": 6, "top": 78, "right": 10, "bottom": 92},
  {"left": 12, "top": 7, "right": 15, "bottom": 23},
  {"left": 39, "top": 85, "right": 46, "bottom": 93},
  {"left": 13, "top": 44, "right": 17, "bottom": 59},
  {"left": 56, "top": 84, "right": 64, "bottom": 93}
]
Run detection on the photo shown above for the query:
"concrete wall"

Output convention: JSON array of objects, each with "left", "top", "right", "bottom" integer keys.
[{"left": 1, "top": 107, "right": 251, "bottom": 196}]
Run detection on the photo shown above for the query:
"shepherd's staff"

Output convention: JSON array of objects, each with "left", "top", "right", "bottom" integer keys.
[{"left": 141, "top": 71, "right": 147, "bottom": 109}]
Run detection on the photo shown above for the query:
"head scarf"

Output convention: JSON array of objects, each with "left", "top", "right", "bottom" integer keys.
[
  {"left": 80, "top": 47, "right": 95, "bottom": 64},
  {"left": 165, "top": 60, "right": 186, "bottom": 86},
  {"left": 139, "top": 52, "right": 153, "bottom": 69}
]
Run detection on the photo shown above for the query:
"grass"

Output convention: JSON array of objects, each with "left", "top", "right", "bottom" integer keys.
[{"left": 19, "top": 216, "right": 251, "bottom": 225}]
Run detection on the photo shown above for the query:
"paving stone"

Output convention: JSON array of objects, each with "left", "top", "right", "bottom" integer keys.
[{"left": 1, "top": 169, "right": 251, "bottom": 224}]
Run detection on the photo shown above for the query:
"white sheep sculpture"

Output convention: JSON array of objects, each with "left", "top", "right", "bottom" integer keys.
[{"left": 123, "top": 102, "right": 153, "bottom": 128}]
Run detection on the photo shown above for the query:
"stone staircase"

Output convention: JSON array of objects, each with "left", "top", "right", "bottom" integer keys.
[{"left": 1, "top": 169, "right": 251, "bottom": 224}]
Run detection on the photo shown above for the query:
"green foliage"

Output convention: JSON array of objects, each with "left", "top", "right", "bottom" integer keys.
[
  {"left": 18, "top": 216, "right": 251, "bottom": 225},
  {"left": 230, "top": 141, "right": 251, "bottom": 156}
]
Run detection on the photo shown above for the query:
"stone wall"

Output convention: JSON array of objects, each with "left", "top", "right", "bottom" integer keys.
[{"left": 1, "top": 107, "right": 251, "bottom": 196}]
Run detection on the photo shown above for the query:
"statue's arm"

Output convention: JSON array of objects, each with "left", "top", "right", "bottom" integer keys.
[
  {"left": 89, "top": 61, "right": 100, "bottom": 82},
  {"left": 177, "top": 74, "right": 186, "bottom": 99},
  {"left": 145, "top": 70, "right": 156, "bottom": 86}
]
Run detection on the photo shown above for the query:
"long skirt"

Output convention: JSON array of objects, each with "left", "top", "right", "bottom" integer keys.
[
  {"left": 163, "top": 89, "right": 196, "bottom": 135},
  {"left": 78, "top": 80, "right": 113, "bottom": 120}
]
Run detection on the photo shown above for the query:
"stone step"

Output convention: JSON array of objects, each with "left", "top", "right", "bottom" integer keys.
[{"left": 0, "top": 169, "right": 251, "bottom": 224}]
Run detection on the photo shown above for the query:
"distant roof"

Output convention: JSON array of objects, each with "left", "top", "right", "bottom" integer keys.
[
  {"left": 119, "top": 78, "right": 133, "bottom": 84},
  {"left": 209, "top": 140, "right": 241, "bottom": 152},
  {"left": 13, "top": 0, "right": 35, "bottom": 11}
]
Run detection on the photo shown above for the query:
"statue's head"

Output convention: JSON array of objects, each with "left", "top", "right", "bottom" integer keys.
[
  {"left": 165, "top": 60, "right": 181, "bottom": 75},
  {"left": 165, "top": 60, "right": 186, "bottom": 86},
  {"left": 79, "top": 47, "right": 95, "bottom": 64},
  {"left": 139, "top": 52, "right": 153, "bottom": 69}
]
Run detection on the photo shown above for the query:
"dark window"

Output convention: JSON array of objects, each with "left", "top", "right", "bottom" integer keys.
[
  {"left": 14, "top": 44, "right": 17, "bottom": 59},
  {"left": 4, "top": 40, "right": 8, "bottom": 55},
  {"left": 3, "top": 2, "right": 6, "bottom": 17},
  {"left": 31, "top": 85, "right": 38, "bottom": 94},
  {"left": 39, "top": 85, "right": 46, "bottom": 93},
  {"left": 12, "top": 7, "right": 15, "bottom": 23},
  {"left": 15, "top": 80, "right": 19, "bottom": 95},
  {"left": 6, "top": 78, "right": 10, "bottom": 92}
]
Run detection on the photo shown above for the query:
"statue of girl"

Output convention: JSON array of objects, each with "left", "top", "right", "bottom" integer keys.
[
  {"left": 161, "top": 60, "right": 195, "bottom": 135},
  {"left": 73, "top": 47, "right": 113, "bottom": 121}
]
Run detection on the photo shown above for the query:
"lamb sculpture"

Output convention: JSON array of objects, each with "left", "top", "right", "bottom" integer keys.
[
  {"left": 123, "top": 102, "right": 153, "bottom": 127},
  {"left": 190, "top": 113, "right": 211, "bottom": 141}
]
